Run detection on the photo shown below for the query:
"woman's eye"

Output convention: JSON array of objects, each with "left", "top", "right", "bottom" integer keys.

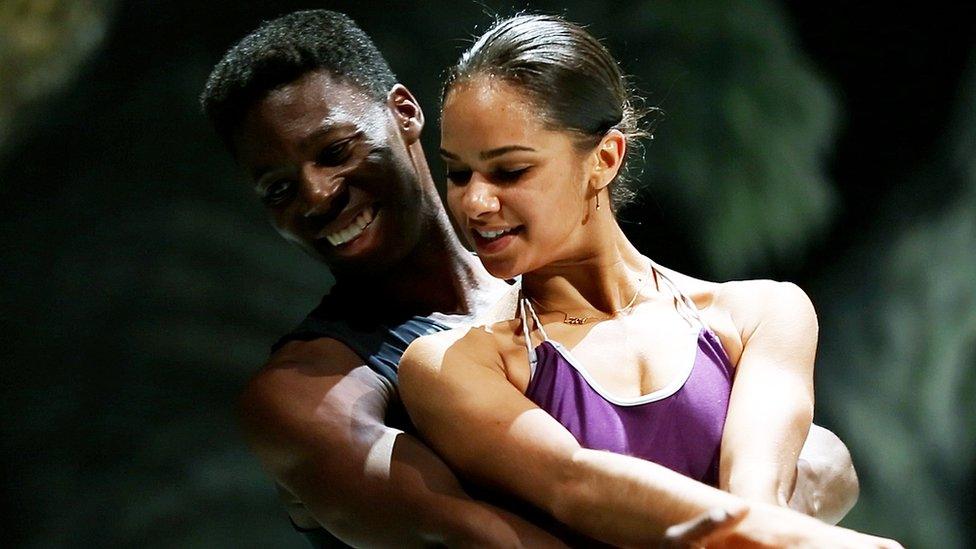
[
  {"left": 493, "top": 167, "right": 529, "bottom": 183},
  {"left": 317, "top": 139, "right": 353, "bottom": 166},
  {"left": 446, "top": 170, "right": 472, "bottom": 184},
  {"left": 262, "top": 180, "right": 294, "bottom": 205}
]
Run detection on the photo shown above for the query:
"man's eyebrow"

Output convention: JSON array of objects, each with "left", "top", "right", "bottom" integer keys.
[
  {"left": 250, "top": 122, "right": 357, "bottom": 182},
  {"left": 251, "top": 166, "right": 288, "bottom": 187},
  {"left": 299, "top": 124, "right": 344, "bottom": 150},
  {"left": 250, "top": 164, "right": 271, "bottom": 183},
  {"left": 439, "top": 145, "right": 536, "bottom": 161}
]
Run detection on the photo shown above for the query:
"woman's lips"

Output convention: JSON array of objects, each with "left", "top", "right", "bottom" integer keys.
[{"left": 471, "top": 226, "right": 522, "bottom": 254}]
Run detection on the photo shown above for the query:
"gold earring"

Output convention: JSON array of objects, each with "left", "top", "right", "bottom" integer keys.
[{"left": 596, "top": 193, "right": 601, "bottom": 210}]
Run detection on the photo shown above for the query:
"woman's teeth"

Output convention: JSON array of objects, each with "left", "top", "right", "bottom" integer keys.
[
  {"left": 476, "top": 227, "right": 515, "bottom": 239},
  {"left": 326, "top": 207, "right": 375, "bottom": 246}
]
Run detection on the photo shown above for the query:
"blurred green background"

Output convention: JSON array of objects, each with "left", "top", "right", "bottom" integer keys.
[{"left": 1, "top": 1, "right": 973, "bottom": 547}]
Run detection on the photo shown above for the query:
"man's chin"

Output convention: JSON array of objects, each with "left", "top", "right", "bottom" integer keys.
[
  {"left": 316, "top": 239, "right": 403, "bottom": 278},
  {"left": 325, "top": 253, "right": 400, "bottom": 282}
]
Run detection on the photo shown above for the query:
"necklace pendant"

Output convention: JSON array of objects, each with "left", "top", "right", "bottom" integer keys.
[{"left": 564, "top": 316, "right": 588, "bottom": 325}]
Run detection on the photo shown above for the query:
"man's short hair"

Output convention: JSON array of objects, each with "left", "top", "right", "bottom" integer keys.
[{"left": 200, "top": 9, "right": 397, "bottom": 149}]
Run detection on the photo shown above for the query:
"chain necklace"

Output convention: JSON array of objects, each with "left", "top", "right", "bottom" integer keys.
[{"left": 528, "top": 262, "right": 655, "bottom": 325}]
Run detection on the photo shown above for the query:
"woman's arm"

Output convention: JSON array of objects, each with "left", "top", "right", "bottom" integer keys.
[
  {"left": 399, "top": 328, "right": 896, "bottom": 548},
  {"left": 718, "top": 281, "right": 818, "bottom": 505}
]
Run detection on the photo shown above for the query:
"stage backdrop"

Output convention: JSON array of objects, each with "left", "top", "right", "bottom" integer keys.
[{"left": 1, "top": 1, "right": 973, "bottom": 547}]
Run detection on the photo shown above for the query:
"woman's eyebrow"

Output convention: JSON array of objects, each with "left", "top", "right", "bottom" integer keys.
[{"left": 439, "top": 145, "right": 536, "bottom": 161}]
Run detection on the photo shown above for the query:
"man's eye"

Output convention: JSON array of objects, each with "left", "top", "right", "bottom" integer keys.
[
  {"left": 446, "top": 170, "right": 472, "bottom": 184},
  {"left": 317, "top": 139, "right": 353, "bottom": 166},
  {"left": 261, "top": 180, "right": 294, "bottom": 205},
  {"left": 492, "top": 167, "right": 529, "bottom": 183}
]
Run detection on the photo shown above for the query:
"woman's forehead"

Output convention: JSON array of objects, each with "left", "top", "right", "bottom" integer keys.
[{"left": 440, "top": 79, "right": 552, "bottom": 149}]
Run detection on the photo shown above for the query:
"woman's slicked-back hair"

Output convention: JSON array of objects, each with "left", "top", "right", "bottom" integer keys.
[
  {"left": 201, "top": 10, "right": 397, "bottom": 150},
  {"left": 444, "top": 14, "right": 648, "bottom": 208}
]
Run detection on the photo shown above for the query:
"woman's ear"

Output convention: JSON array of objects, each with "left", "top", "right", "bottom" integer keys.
[
  {"left": 591, "top": 129, "right": 626, "bottom": 191},
  {"left": 388, "top": 84, "right": 425, "bottom": 144}
]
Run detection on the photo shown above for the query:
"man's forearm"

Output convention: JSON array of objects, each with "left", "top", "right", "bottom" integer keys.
[{"left": 282, "top": 426, "right": 565, "bottom": 547}]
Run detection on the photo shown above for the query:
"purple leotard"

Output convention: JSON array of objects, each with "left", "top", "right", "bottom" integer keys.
[{"left": 520, "top": 267, "right": 734, "bottom": 486}]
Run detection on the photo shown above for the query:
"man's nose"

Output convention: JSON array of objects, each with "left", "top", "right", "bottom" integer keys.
[
  {"left": 297, "top": 165, "right": 343, "bottom": 217},
  {"left": 461, "top": 174, "right": 500, "bottom": 219}
]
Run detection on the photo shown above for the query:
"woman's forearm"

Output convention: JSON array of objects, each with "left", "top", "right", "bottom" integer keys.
[
  {"left": 549, "top": 448, "right": 748, "bottom": 546},
  {"left": 551, "top": 448, "right": 896, "bottom": 549},
  {"left": 400, "top": 334, "right": 890, "bottom": 548}
]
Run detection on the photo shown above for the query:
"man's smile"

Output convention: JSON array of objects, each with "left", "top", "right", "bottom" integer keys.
[{"left": 321, "top": 203, "right": 379, "bottom": 247}]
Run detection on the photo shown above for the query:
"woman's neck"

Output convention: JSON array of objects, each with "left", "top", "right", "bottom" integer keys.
[{"left": 521, "top": 222, "right": 654, "bottom": 316}]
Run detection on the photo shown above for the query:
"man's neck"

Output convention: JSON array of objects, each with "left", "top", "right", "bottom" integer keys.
[{"left": 333, "top": 203, "right": 507, "bottom": 322}]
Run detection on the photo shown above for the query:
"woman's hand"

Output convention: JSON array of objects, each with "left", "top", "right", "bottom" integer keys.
[
  {"left": 708, "top": 502, "right": 904, "bottom": 549},
  {"left": 660, "top": 504, "right": 902, "bottom": 549}
]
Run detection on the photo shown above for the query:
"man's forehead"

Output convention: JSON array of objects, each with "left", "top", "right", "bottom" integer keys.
[
  {"left": 264, "top": 70, "right": 383, "bottom": 121},
  {"left": 236, "top": 71, "right": 387, "bottom": 154}
]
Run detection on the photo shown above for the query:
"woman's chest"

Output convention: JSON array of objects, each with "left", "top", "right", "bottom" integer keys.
[{"left": 500, "top": 312, "right": 706, "bottom": 398}]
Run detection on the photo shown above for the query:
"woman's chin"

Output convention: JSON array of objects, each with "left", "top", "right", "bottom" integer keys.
[{"left": 482, "top": 260, "right": 523, "bottom": 282}]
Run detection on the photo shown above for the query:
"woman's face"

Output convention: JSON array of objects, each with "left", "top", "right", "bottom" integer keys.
[{"left": 440, "top": 79, "right": 596, "bottom": 279}]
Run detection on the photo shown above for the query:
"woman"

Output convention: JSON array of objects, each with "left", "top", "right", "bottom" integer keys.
[{"left": 400, "top": 14, "right": 899, "bottom": 547}]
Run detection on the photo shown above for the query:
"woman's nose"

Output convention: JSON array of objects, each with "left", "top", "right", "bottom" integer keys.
[{"left": 461, "top": 174, "right": 500, "bottom": 219}]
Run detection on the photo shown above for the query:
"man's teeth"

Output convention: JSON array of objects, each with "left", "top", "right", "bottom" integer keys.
[
  {"left": 326, "top": 207, "right": 375, "bottom": 246},
  {"left": 476, "top": 227, "right": 515, "bottom": 239}
]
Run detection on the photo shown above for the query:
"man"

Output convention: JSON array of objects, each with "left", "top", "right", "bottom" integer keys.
[{"left": 201, "top": 10, "right": 859, "bottom": 547}]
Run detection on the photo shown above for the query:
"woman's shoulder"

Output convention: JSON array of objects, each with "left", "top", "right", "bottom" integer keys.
[
  {"left": 652, "top": 265, "right": 816, "bottom": 364},
  {"left": 710, "top": 278, "right": 815, "bottom": 326},
  {"left": 654, "top": 264, "right": 812, "bottom": 319},
  {"left": 402, "top": 320, "right": 516, "bottom": 375}
]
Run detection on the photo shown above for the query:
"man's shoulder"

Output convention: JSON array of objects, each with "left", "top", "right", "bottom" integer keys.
[
  {"left": 247, "top": 337, "right": 395, "bottom": 407},
  {"left": 271, "top": 287, "right": 448, "bottom": 385},
  {"left": 238, "top": 338, "right": 394, "bottom": 447},
  {"left": 271, "top": 291, "right": 377, "bottom": 350},
  {"left": 264, "top": 336, "right": 368, "bottom": 375}
]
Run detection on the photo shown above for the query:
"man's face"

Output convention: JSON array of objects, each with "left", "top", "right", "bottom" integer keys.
[{"left": 233, "top": 71, "right": 426, "bottom": 275}]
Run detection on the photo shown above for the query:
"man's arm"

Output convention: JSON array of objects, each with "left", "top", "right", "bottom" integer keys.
[
  {"left": 238, "top": 337, "right": 565, "bottom": 547},
  {"left": 790, "top": 424, "right": 859, "bottom": 523}
]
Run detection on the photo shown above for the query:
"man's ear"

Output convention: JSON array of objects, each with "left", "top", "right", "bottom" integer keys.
[
  {"left": 591, "top": 129, "right": 626, "bottom": 191},
  {"left": 388, "top": 84, "right": 424, "bottom": 144}
]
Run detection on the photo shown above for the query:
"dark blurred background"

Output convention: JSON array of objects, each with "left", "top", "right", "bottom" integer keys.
[{"left": 1, "top": 1, "right": 973, "bottom": 547}]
